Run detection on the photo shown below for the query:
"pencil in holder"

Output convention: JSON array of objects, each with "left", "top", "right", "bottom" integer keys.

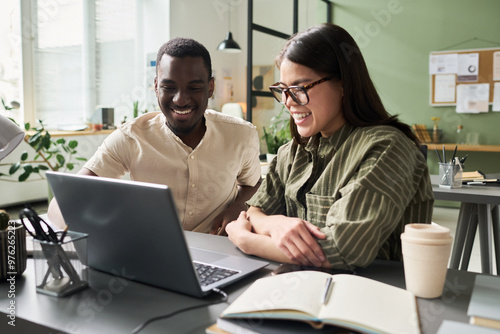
[
  {"left": 438, "top": 162, "right": 463, "bottom": 189},
  {"left": 32, "top": 231, "right": 89, "bottom": 297}
]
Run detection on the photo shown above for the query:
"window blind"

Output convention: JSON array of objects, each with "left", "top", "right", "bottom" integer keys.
[{"left": 31, "top": 0, "right": 137, "bottom": 128}]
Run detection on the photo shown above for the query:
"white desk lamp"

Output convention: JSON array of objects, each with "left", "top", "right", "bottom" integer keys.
[{"left": 0, "top": 113, "right": 25, "bottom": 160}]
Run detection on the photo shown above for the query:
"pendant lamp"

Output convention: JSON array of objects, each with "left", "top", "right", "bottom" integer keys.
[{"left": 217, "top": 2, "right": 241, "bottom": 53}]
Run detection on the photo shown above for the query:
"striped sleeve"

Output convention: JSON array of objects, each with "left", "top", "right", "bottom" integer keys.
[{"left": 316, "top": 127, "right": 434, "bottom": 269}]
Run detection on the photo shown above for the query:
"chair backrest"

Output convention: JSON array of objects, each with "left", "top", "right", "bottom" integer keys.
[
  {"left": 420, "top": 144, "right": 428, "bottom": 160},
  {"left": 221, "top": 103, "right": 244, "bottom": 119}
]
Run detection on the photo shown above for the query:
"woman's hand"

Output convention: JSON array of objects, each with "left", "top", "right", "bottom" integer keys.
[
  {"left": 265, "top": 216, "right": 327, "bottom": 267},
  {"left": 225, "top": 211, "right": 254, "bottom": 252}
]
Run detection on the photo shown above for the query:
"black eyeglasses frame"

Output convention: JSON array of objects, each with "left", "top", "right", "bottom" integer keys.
[{"left": 269, "top": 76, "right": 334, "bottom": 106}]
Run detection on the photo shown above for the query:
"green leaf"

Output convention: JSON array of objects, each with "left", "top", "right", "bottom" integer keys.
[
  {"left": 42, "top": 133, "right": 51, "bottom": 150},
  {"left": 20, "top": 151, "right": 29, "bottom": 161},
  {"left": 18, "top": 171, "right": 31, "bottom": 182},
  {"left": 28, "top": 132, "right": 41, "bottom": 145},
  {"left": 68, "top": 140, "right": 78, "bottom": 149},
  {"left": 9, "top": 162, "right": 21, "bottom": 175},
  {"left": 76, "top": 157, "right": 87, "bottom": 161},
  {"left": 24, "top": 122, "right": 31, "bottom": 131},
  {"left": 33, "top": 167, "right": 39, "bottom": 173},
  {"left": 56, "top": 138, "right": 66, "bottom": 144},
  {"left": 56, "top": 154, "right": 65, "bottom": 165},
  {"left": 38, "top": 165, "right": 49, "bottom": 170},
  {"left": 23, "top": 164, "right": 33, "bottom": 173},
  {"left": 6, "top": 117, "right": 20, "bottom": 127},
  {"left": 67, "top": 163, "right": 74, "bottom": 170}
]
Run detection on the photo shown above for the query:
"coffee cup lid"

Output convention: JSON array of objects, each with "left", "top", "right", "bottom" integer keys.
[{"left": 402, "top": 223, "right": 451, "bottom": 240}]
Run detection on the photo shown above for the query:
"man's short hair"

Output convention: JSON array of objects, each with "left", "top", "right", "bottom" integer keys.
[{"left": 156, "top": 38, "right": 212, "bottom": 79}]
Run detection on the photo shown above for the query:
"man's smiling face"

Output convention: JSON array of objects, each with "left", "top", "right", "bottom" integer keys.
[{"left": 155, "top": 55, "right": 214, "bottom": 137}]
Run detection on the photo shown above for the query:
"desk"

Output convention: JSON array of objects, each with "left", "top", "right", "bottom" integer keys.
[
  {"left": 0, "top": 232, "right": 482, "bottom": 333},
  {"left": 431, "top": 175, "right": 500, "bottom": 275}
]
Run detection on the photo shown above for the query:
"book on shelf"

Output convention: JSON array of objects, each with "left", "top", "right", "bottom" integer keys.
[
  {"left": 462, "top": 171, "right": 485, "bottom": 182},
  {"left": 467, "top": 275, "right": 500, "bottom": 330},
  {"left": 218, "top": 271, "right": 420, "bottom": 334},
  {"left": 412, "top": 124, "right": 433, "bottom": 143}
]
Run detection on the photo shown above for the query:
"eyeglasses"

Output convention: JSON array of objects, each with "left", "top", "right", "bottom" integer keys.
[{"left": 269, "top": 76, "right": 333, "bottom": 106}]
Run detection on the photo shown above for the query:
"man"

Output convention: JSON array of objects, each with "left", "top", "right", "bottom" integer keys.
[{"left": 48, "top": 38, "right": 261, "bottom": 234}]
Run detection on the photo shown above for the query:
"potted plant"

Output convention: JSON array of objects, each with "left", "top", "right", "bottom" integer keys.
[
  {"left": 0, "top": 120, "right": 87, "bottom": 182},
  {"left": 262, "top": 107, "right": 292, "bottom": 161},
  {"left": 132, "top": 100, "right": 147, "bottom": 119},
  {"left": 0, "top": 209, "right": 27, "bottom": 280}
]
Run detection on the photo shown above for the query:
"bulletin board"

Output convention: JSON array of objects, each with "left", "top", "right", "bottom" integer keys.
[{"left": 429, "top": 47, "right": 500, "bottom": 106}]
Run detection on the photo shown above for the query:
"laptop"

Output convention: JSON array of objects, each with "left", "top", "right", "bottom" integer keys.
[{"left": 46, "top": 171, "right": 268, "bottom": 298}]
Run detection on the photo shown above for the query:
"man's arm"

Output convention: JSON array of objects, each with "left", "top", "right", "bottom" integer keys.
[
  {"left": 209, "top": 179, "right": 261, "bottom": 235},
  {"left": 47, "top": 168, "right": 97, "bottom": 229}
]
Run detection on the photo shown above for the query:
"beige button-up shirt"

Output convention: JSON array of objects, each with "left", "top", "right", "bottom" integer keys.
[{"left": 84, "top": 110, "right": 261, "bottom": 232}]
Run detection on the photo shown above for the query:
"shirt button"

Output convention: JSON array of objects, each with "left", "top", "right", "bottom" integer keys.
[
  {"left": 191, "top": 183, "right": 195, "bottom": 188},
  {"left": 188, "top": 211, "right": 193, "bottom": 215}
]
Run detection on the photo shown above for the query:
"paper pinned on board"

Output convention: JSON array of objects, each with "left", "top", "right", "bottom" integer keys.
[
  {"left": 456, "top": 83, "right": 490, "bottom": 113},
  {"left": 429, "top": 53, "right": 458, "bottom": 75},
  {"left": 434, "top": 74, "right": 456, "bottom": 103}
]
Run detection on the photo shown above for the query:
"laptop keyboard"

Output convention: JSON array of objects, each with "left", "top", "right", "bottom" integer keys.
[{"left": 194, "top": 262, "right": 239, "bottom": 286}]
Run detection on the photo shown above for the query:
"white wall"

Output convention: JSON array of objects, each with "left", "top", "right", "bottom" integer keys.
[{"left": 167, "top": 0, "right": 247, "bottom": 109}]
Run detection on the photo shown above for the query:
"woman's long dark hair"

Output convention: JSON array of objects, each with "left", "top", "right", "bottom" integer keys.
[{"left": 276, "top": 23, "right": 419, "bottom": 146}]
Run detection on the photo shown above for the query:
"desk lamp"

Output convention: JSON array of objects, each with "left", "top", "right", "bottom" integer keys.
[{"left": 0, "top": 113, "right": 25, "bottom": 160}]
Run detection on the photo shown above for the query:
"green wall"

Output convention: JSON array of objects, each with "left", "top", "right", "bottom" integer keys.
[{"left": 331, "top": 0, "right": 500, "bottom": 176}]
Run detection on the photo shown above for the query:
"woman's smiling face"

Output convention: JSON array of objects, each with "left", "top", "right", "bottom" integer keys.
[{"left": 280, "top": 58, "right": 346, "bottom": 138}]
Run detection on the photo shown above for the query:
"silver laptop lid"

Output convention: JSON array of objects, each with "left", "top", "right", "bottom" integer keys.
[{"left": 46, "top": 171, "right": 268, "bottom": 298}]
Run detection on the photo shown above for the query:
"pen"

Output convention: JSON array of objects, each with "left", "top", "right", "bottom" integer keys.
[
  {"left": 321, "top": 277, "right": 333, "bottom": 305},
  {"left": 434, "top": 148, "right": 443, "bottom": 163},
  {"left": 442, "top": 145, "right": 446, "bottom": 164},
  {"left": 59, "top": 226, "right": 69, "bottom": 243},
  {"left": 451, "top": 145, "right": 457, "bottom": 164}
]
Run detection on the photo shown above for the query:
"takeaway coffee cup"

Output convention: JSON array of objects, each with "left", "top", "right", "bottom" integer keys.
[{"left": 401, "top": 223, "right": 453, "bottom": 298}]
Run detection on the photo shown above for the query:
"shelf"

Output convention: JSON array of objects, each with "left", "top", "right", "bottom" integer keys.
[
  {"left": 424, "top": 143, "right": 500, "bottom": 152},
  {"left": 26, "top": 129, "right": 115, "bottom": 138}
]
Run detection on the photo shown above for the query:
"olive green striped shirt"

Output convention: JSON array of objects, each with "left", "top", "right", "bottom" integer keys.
[{"left": 248, "top": 123, "right": 434, "bottom": 270}]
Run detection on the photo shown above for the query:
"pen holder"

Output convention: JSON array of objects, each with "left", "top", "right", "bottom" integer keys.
[
  {"left": 438, "top": 162, "right": 463, "bottom": 189},
  {"left": 33, "top": 231, "right": 89, "bottom": 297}
]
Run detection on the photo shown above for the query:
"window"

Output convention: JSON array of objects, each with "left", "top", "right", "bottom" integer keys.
[
  {"left": 21, "top": 0, "right": 141, "bottom": 129},
  {"left": 0, "top": 0, "right": 23, "bottom": 123}
]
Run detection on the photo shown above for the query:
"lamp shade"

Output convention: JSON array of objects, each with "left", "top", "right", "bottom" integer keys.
[
  {"left": 0, "top": 114, "right": 25, "bottom": 160},
  {"left": 217, "top": 32, "right": 241, "bottom": 53}
]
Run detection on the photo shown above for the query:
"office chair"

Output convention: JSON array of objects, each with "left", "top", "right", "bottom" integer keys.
[
  {"left": 420, "top": 144, "right": 428, "bottom": 160},
  {"left": 221, "top": 103, "right": 244, "bottom": 119}
]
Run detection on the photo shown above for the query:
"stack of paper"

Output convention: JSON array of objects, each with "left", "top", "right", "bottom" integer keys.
[{"left": 462, "top": 171, "right": 485, "bottom": 182}]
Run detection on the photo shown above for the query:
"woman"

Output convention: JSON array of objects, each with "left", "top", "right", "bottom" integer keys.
[{"left": 225, "top": 23, "right": 434, "bottom": 270}]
